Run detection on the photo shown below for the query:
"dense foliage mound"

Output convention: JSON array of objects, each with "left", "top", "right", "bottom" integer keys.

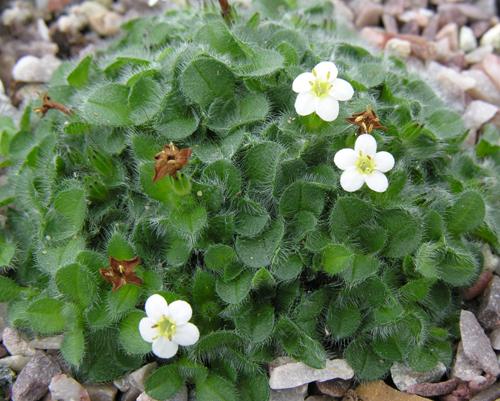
[{"left": 0, "top": 1, "right": 499, "bottom": 399}]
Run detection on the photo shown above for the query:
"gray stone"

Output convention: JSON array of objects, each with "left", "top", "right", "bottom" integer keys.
[
  {"left": 113, "top": 376, "right": 130, "bottom": 392},
  {"left": 355, "top": 2, "right": 384, "bottom": 28},
  {"left": 472, "top": 21, "right": 492, "bottom": 38},
  {"left": 122, "top": 388, "right": 141, "bottom": 401},
  {"left": 49, "top": 374, "right": 90, "bottom": 401},
  {"left": 129, "top": 362, "right": 157, "bottom": 392},
  {"left": 390, "top": 362, "right": 446, "bottom": 392},
  {"left": 305, "top": 397, "right": 336, "bottom": 401},
  {"left": 480, "top": 24, "right": 500, "bottom": 50},
  {"left": 12, "top": 351, "right": 62, "bottom": 401},
  {"left": 2, "top": 327, "right": 36, "bottom": 356},
  {"left": 462, "top": 69, "right": 500, "bottom": 106},
  {"left": 136, "top": 385, "right": 187, "bottom": 401},
  {"left": 460, "top": 26, "right": 477, "bottom": 52},
  {"left": 422, "top": 15, "right": 439, "bottom": 40},
  {"left": 488, "top": 327, "right": 500, "bottom": 350},
  {"left": 270, "top": 384, "right": 308, "bottom": 401},
  {"left": 462, "top": 101, "right": 498, "bottom": 131},
  {"left": 460, "top": 310, "right": 500, "bottom": 376},
  {"left": 478, "top": 276, "right": 500, "bottom": 330},
  {"left": 452, "top": 342, "right": 484, "bottom": 382},
  {"left": 0, "top": 355, "right": 31, "bottom": 372},
  {"left": 470, "top": 382, "right": 500, "bottom": 401},
  {"left": 12, "top": 55, "right": 61, "bottom": 83},
  {"left": 0, "top": 303, "right": 8, "bottom": 339},
  {"left": 269, "top": 358, "right": 354, "bottom": 390},
  {"left": 382, "top": 14, "right": 398, "bottom": 34},
  {"left": 84, "top": 384, "right": 117, "bottom": 401},
  {"left": 30, "top": 335, "right": 64, "bottom": 350},
  {"left": 481, "top": 53, "right": 500, "bottom": 91}
]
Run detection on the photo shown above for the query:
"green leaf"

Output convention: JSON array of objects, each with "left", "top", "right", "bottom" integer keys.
[
  {"left": 81, "top": 84, "right": 131, "bottom": 126},
  {"left": 340, "top": 254, "right": 380, "bottom": 284},
  {"left": 180, "top": 57, "right": 235, "bottom": 108},
  {"left": 235, "top": 198, "right": 269, "bottom": 237},
  {"left": 119, "top": 310, "right": 151, "bottom": 355},
  {"left": 107, "top": 285, "right": 141, "bottom": 317},
  {"left": 345, "top": 340, "right": 391, "bottom": 380},
  {"left": 239, "top": 372, "right": 270, "bottom": 401},
  {"left": 202, "top": 160, "right": 242, "bottom": 197},
  {"left": 380, "top": 209, "right": 422, "bottom": 258},
  {"left": 415, "top": 242, "right": 440, "bottom": 279},
  {"left": 0, "top": 275, "right": 23, "bottom": 301},
  {"left": 146, "top": 365, "right": 184, "bottom": 400},
  {"left": 234, "top": 304, "right": 274, "bottom": 343},
  {"left": 279, "top": 181, "right": 325, "bottom": 217},
  {"left": 234, "top": 48, "right": 284, "bottom": 77},
  {"left": 326, "top": 303, "right": 361, "bottom": 340},
  {"left": 204, "top": 244, "right": 237, "bottom": 273},
  {"left": 196, "top": 374, "right": 238, "bottom": 401},
  {"left": 67, "top": 55, "right": 92, "bottom": 88},
  {"left": 45, "top": 187, "right": 87, "bottom": 240},
  {"left": 128, "top": 77, "right": 162, "bottom": 125},
  {"left": 322, "top": 244, "right": 354, "bottom": 275},
  {"left": 236, "top": 219, "right": 284, "bottom": 268},
  {"left": 27, "top": 298, "right": 65, "bottom": 334},
  {"left": 61, "top": 328, "right": 85, "bottom": 367},
  {"left": 446, "top": 191, "right": 485, "bottom": 234},
  {"left": 107, "top": 232, "right": 135, "bottom": 260},
  {"left": 408, "top": 347, "right": 438, "bottom": 372},
  {"left": 425, "top": 108, "right": 466, "bottom": 140},
  {"left": 330, "top": 197, "right": 374, "bottom": 241},
  {"left": 272, "top": 254, "right": 303, "bottom": 281},
  {"left": 55, "top": 263, "right": 96, "bottom": 307},
  {"left": 216, "top": 271, "right": 252, "bottom": 304},
  {"left": 244, "top": 142, "right": 283, "bottom": 185}
]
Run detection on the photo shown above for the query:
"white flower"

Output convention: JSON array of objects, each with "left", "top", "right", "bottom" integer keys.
[
  {"left": 334, "top": 134, "right": 395, "bottom": 193},
  {"left": 139, "top": 294, "right": 200, "bottom": 358},
  {"left": 292, "top": 61, "right": 354, "bottom": 122}
]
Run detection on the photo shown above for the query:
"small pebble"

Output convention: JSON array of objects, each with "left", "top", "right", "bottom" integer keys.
[{"left": 459, "top": 26, "right": 477, "bottom": 52}]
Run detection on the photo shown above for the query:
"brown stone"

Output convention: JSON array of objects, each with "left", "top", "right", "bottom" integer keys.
[
  {"left": 436, "top": 23, "right": 459, "bottom": 51},
  {"left": 382, "top": 14, "right": 398, "bottom": 34},
  {"left": 355, "top": 2, "right": 384, "bottom": 28},
  {"left": 401, "top": 20, "right": 420, "bottom": 35},
  {"left": 481, "top": 54, "right": 500, "bottom": 90},
  {"left": 317, "top": 379, "right": 351, "bottom": 397},
  {"left": 84, "top": 384, "right": 117, "bottom": 401},
  {"left": 422, "top": 15, "right": 440, "bottom": 40},
  {"left": 355, "top": 381, "right": 432, "bottom": 401}
]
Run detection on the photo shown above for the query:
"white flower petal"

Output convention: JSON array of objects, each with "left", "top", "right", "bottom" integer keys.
[
  {"left": 315, "top": 96, "right": 339, "bottom": 122},
  {"left": 292, "top": 72, "right": 314, "bottom": 93},
  {"left": 340, "top": 168, "right": 365, "bottom": 192},
  {"left": 354, "top": 134, "right": 377, "bottom": 156},
  {"left": 139, "top": 317, "right": 158, "bottom": 343},
  {"left": 168, "top": 300, "right": 192, "bottom": 325},
  {"left": 145, "top": 294, "right": 169, "bottom": 320},
  {"left": 374, "top": 151, "right": 395, "bottom": 173},
  {"left": 365, "top": 171, "right": 389, "bottom": 192},
  {"left": 172, "top": 323, "right": 200, "bottom": 346},
  {"left": 334, "top": 148, "right": 357, "bottom": 171},
  {"left": 152, "top": 337, "right": 179, "bottom": 359},
  {"left": 330, "top": 78, "right": 354, "bottom": 101},
  {"left": 295, "top": 92, "right": 316, "bottom": 116},
  {"left": 313, "top": 61, "right": 338, "bottom": 81}
]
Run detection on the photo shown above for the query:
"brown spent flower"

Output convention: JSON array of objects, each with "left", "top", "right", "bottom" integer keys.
[
  {"left": 99, "top": 256, "right": 143, "bottom": 291},
  {"left": 346, "top": 106, "right": 386, "bottom": 134},
  {"left": 153, "top": 143, "right": 192, "bottom": 183},
  {"left": 34, "top": 94, "right": 73, "bottom": 116}
]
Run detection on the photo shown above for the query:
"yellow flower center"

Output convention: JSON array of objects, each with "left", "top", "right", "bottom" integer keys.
[
  {"left": 118, "top": 264, "right": 125, "bottom": 274},
  {"left": 154, "top": 315, "right": 177, "bottom": 340},
  {"left": 310, "top": 79, "right": 332, "bottom": 98},
  {"left": 356, "top": 152, "right": 376, "bottom": 175}
]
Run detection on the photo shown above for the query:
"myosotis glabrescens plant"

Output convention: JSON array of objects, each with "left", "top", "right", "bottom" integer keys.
[{"left": 0, "top": 0, "right": 499, "bottom": 400}]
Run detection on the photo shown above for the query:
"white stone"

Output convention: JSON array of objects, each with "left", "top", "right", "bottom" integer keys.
[
  {"left": 390, "top": 362, "right": 447, "bottom": 391},
  {"left": 269, "top": 358, "right": 354, "bottom": 390},
  {"left": 462, "top": 69, "right": 500, "bottom": 106},
  {"left": 385, "top": 38, "right": 412, "bottom": 58},
  {"left": 2, "top": 328, "right": 36, "bottom": 356},
  {"left": 30, "top": 335, "right": 64, "bottom": 350},
  {"left": 136, "top": 385, "right": 187, "bottom": 401},
  {"left": 73, "top": 1, "right": 122, "bottom": 36},
  {"left": 0, "top": 355, "right": 32, "bottom": 372},
  {"left": 57, "top": 13, "right": 89, "bottom": 34},
  {"left": 1, "top": 4, "right": 32, "bottom": 27},
  {"left": 480, "top": 24, "right": 500, "bottom": 50},
  {"left": 489, "top": 327, "right": 500, "bottom": 350},
  {"left": 398, "top": 8, "right": 433, "bottom": 27},
  {"left": 270, "top": 384, "right": 308, "bottom": 401},
  {"left": 49, "top": 374, "right": 90, "bottom": 401},
  {"left": 460, "top": 26, "right": 477, "bottom": 52},
  {"left": 12, "top": 55, "right": 61, "bottom": 83},
  {"left": 37, "top": 19, "right": 50, "bottom": 42},
  {"left": 465, "top": 45, "right": 494, "bottom": 65},
  {"left": 463, "top": 100, "right": 498, "bottom": 131}
]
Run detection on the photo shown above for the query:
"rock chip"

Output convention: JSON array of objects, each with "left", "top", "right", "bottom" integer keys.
[
  {"left": 316, "top": 379, "right": 351, "bottom": 397},
  {"left": 84, "top": 384, "right": 118, "bottom": 401},
  {"left": 30, "top": 335, "right": 64, "bottom": 350},
  {"left": 436, "top": 23, "right": 459, "bottom": 51},
  {"left": 12, "top": 351, "right": 62, "bottom": 401},
  {"left": 470, "top": 382, "right": 500, "bottom": 401},
  {"left": 480, "top": 24, "right": 500, "bottom": 50},
  {"left": 478, "top": 276, "right": 500, "bottom": 330},
  {"left": 465, "top": 45, "right": 493, "bottom": 65},
  {"left": 12, "top": 55, "right": 61, "bottom": 83},
  {"left": 452, "top": 342, "right": 484, "bottom": 382},
  {"left": 2, "top": 328, "right": 36, "bottom": 356},
  {"left": 391, "top": 362, "right": 447, "bottom": 392},
  {"left": 460, "top": 310, "right": 500, "bottom": 376},
  {"left": 128, "top": 362, "right": 157, "bottom": 392},
  {"left": 136, "top": 385, "right": 187, "bottom": 401},
  {"left": 1, "top": 3, "right": 33, "bottom": 27},
  {"left": 382, "top": 14, "right": 398, "bottom": 34},
  {"left": 49, "top": 374, "right": 90, "bottom": 401},
  {"left": 488, "top": 327, "right": 500, "bottom": 350},
  {"left": 0, "top": 355, "right": 32, "bottom": 372},
  {"left": 399, "top": 8, "right": 433, "bottom": 27},
  {"left": 270, "top": 384, "right": 308, "bottom": 401},
  {"left": 355, "top": 381, "right": 432, "bottom": 401},
  {"left": 471, "top": 21, "right": 492, "bottom": 38},
  {"left": 481, "top": 54, "right": 500, "bottom": 90},
  {"left": 385, "top": 38, "right": 412, "bottom": 58},
  {"left": 269, "top": 358, "right": 354, "bottom": 390},
  {"left": 462, "top": 69, "right": 500, "bottom": 106},
  {"left": 56, "top": 13, "right": 88, "bottom": 35},
  {"left": 460, "top": 26, "right": 477, "bottom": 52},
  {"left": 306, "top": 397, "right": 336, "bottom": 401},
  {"left": 462, "top": 101, "right": 498, "bottom": 131},
  {"left": 355, "top": 2, "right": 384, "bottom": 28}
]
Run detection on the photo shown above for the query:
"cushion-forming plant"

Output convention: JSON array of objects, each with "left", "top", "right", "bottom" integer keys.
[{"left": 0, "top": 1, "right": 499, "bottom": 399}]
